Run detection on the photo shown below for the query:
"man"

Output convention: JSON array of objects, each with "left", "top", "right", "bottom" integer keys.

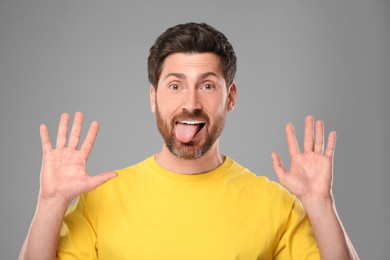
[{"left": 19, "top": 23, "right": 359, "bottom": 259}]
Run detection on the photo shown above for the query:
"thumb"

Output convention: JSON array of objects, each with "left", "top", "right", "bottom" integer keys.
[
  {"left": 271, "top": 152, "right": 286, "bottom": 182},
  {"left": 85, "top": 171, "right": 118, "bottom": 192}
]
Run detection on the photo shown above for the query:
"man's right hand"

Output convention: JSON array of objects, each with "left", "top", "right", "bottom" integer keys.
[
  {"left": 19, "top": 112, "right": 117, "bottom": 260},
  {"left": 39, "top": 112, "right": 117, "bottom": 207}
]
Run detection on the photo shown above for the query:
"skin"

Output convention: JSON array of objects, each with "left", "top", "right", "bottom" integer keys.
[
  {"left": 19, "top": 113, "right": 117, "bottom": 260},
  {"left": 272, "top": 116, "right": 359, "bottom": 259},
  {"left": 150, "top": 53, "right": 237, "bottom": 174},
  {"left": 19, "top": 52, "right": 358, "bottom": 260}
]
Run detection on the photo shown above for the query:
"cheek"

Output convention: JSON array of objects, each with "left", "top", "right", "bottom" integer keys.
[
  {"left": 211, "top": 98, "right": 229, "bottom": 114},
  {"left": 156, "top": 98, "right": 177, "bottom": 119}
]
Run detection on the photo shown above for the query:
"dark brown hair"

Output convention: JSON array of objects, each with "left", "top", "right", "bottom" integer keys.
[{"left": 148, "top": 22, "right": 237, "bottom": 89}]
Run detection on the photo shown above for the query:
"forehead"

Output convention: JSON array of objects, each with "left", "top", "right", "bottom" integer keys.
[{"left": 160, "top": 53, "right": 223, "bottom": 78}]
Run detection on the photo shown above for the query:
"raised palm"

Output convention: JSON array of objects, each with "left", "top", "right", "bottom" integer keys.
[
  {"left": 272, "top": 116, "right": 336, "bottom": 202},
  {"left": 39, "top": 112, "right": 117, "bottom": 206}
]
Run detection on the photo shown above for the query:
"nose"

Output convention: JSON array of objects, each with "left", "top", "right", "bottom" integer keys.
[{"left": 182, "top": 88, "right": 201, "bottom": 112}]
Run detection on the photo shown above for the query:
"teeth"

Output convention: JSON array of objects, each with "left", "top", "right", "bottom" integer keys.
[{"left": 178, "top": 120, "right": 205, "bottom": 125}]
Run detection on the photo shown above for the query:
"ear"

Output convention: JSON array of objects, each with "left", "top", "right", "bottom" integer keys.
[
  {"left": 150, "top": 85, "right": 156, "bottom": 113},
  {"left": 227, "top": 82, "right": 237, "bottom": 112}
]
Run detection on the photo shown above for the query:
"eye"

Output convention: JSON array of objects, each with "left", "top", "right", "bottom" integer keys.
[
  {"left": 202, "top": 83, "right": 215, "bottom": 91},
  {"left": 169, "top": 83, "right": 180, "bottom": 91}
]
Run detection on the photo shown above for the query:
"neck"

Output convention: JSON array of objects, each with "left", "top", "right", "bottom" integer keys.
[{"left": 155, "top": 141, "right": 224, "bottom": 174}]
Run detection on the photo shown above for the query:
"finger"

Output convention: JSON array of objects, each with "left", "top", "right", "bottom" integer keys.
[
  {"left": 325, "top": 131, "right": 337, "bottom": 159},
  {"left": 286, "top": 123, "right": 300, "bottom": 156},
  {"left": 85, "top": 171, "right": 118, "bottom": 192},
  {"left": 68, "top": 112, "right": 84, "bottom": 149},
  {"left": 80, "top": 121, "right": 100, "bottom": 160},
  {"left": 314, "top": 120, "right": 325, "bottom": 154},
  {"left": 303, "top": 115, "right": 314, "bottom": 152},
  {"left": 40, "top": 124, "right": 53, "bottom": 153},
  {"left": 271, "top": 152, "right": 287, "bottom": 182},
  {"left": 56, "top": 113, "right": 70, "bottom": 149}
]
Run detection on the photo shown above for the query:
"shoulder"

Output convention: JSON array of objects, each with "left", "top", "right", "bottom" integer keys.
[
  {"left": 223, "top": 158, "right": 305, "bottom": 232},
  {"left": 84, "top": 156, "right": 153, "bottom": 199},
  {"left": 113, "top": 156, "right": 156, "bottom": 182},
  {"left": 226, "top": 157, "right": 297, "bottom": 210},
  {"left": 115, "top": 156, "right": 152, "bottom": 176},
  {"left": 227, "top": 158, "right": 290, "bottom": 194}
]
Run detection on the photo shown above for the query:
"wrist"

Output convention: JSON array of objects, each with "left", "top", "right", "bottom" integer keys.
[
  {"left": 36, "top": 195, "right": 69, "bottom": 215},
  {"left": 299, "top": 194, "right": 336, "bottom": 216}
]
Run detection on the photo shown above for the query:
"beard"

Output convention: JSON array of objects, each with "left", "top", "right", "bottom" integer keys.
[{"left": 155, "top": 102, "right": 227, "bottom": 160}]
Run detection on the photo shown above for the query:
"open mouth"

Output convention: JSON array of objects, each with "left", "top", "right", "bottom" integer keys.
[
  {"left": 177, "top": 120, "right": 205, "bottom": 126},
  {"left": 177, "top": 120, "right": 206, "bottom": 132},
  {"left": 175, "top": 120, "right": 206, "bottom": 143}
]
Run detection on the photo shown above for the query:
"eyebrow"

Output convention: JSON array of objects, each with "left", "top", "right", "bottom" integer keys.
[{"left": 164, "top": 72, "right": 219, "bottom": 80}]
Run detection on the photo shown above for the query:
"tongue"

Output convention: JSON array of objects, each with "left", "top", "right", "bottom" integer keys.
[{"left": 175, "top": 124, "right": 200, "bottom": 143}]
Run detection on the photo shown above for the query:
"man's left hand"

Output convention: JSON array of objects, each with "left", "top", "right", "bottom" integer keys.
[{"left": 272, "top": 115, "right": 336, "bottom": 203}]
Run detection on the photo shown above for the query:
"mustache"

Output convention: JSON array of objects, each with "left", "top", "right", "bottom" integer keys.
[{"left": 172, "top": 109, "right": 210, "bottom": 124}]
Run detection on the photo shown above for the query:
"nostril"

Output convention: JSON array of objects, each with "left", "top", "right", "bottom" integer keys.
[
  {"left": 181, "top": 108, "right": 203, "bottom": 117},
  {"left": 191, "top": 108, "right": 203, "bottom": 117}
]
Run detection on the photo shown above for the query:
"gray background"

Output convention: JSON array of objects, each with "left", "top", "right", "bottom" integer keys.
[{"left": 1, "top": 0, "right": 389, "bottom": 259}]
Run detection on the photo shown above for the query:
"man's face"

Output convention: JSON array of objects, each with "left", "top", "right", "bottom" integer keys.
[{"left": 150, "top": 52, "right": 236, "bottom": 159}]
